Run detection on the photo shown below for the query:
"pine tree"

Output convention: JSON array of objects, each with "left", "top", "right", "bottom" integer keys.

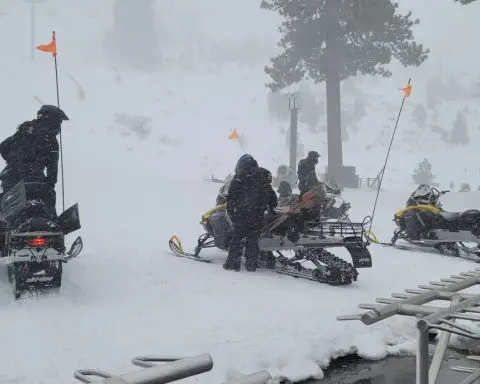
[
  {"left": 261, "top": 0, "right": 429, "bottom": 184},
  {"left": 412, "top": 159, "right": 435, "bottom": 185},
  {"left": 450, "top": 111, "right": 469, "bottom": 146}
]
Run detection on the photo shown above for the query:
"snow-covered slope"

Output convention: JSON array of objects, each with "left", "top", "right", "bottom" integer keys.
[{"left": 1, "top": 0, "right": 480, "bottom": 383}]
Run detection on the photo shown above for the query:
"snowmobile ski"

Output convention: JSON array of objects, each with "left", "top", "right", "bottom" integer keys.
[
  {"left": 385, "top": 241, "right": 480, "bottom": 262},
  {"left": 366, "top": 230, "right": 480, "bottom": 262},
  {"left": 168, "top": 235, "right": 213, "bottom": 263}
]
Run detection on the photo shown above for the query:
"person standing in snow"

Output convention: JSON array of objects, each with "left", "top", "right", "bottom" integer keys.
[
  {"left": 224, "top": 154, "right": 269, "bottom": 272},
  {"left": 0, "top": 105, "right": 68, "bottom": 206},
  {"left": 297, "top": 150, "right": 320, "bottom": 199}
]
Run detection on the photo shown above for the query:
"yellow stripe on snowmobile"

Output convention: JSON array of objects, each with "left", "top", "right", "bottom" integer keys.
[
  {"left": 200, "top": 203, "right": 227, "bottom": 225},
  {"left": 394, "top": 204, "right": 441, "bottom": 224}
]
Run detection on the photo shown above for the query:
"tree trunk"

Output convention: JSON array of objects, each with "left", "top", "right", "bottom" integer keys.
[
  {"left": 324, "top": 0, "right": 344, "bottom": 185},
  {"left": 325, "top": 72, "right": 343, "bottom": 185}
]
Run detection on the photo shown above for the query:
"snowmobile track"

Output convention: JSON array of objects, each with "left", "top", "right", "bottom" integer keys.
[{"left": 168, "top": 240, "right": 358, "bottom": 286}]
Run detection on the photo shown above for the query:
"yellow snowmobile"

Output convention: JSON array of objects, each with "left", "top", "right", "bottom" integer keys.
[{"left": 391, "top": 185, "right": 480, "bottom": 260}]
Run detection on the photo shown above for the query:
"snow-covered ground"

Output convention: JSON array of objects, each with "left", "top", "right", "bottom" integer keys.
[
  {"left": 2, "top": 180, "right": 480, "bottom": 383},
  {"left": 1, "top": 0, "right": 480, "bottom": 383}
]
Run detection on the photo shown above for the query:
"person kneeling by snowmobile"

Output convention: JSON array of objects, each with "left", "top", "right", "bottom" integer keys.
[
  {"left": 277, "top": 181, "right": 299, "bottom": 210},
  {"left": 224, "top": 154, "right": 270, "bottom": 272}
]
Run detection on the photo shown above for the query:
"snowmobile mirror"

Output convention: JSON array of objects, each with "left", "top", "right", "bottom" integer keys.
[{"left": 58, "top": 203, "right": 81, "bottom": 235}]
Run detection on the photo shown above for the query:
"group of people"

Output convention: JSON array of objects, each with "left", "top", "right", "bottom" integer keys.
[
  {"left": 222, "top": 150, "right": 323, "bottom": 272},
  {"left": 0, "top": 105, "right": 68, "bottom": 211},
  {"left": 0, "top": 106, "right": 324, "bottom": 274}
]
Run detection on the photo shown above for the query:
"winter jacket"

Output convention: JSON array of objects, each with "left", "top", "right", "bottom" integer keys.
[
  {"left": 227, "top": 167, "right": 269, "bottom": 227},
  {"left": 0, "top": 120, "right": 59, "bottom": 188},
  {"left": 297, "top": 157, "right": 319, "bottom": 193}
]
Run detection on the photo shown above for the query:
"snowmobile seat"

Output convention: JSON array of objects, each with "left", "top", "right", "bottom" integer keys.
[
  {"left": 459, "top": 209, "right": 480, "bottom": 224},
  {"left": 439, "top": 212, "right": 462, "bottom": 221}
]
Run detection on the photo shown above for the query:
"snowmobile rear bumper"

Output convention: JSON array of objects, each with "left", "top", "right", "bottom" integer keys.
[{"left": 2, "top": 233, "right": 83, "bottom": 299}]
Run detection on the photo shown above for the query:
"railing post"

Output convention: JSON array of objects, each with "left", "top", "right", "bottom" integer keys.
[
  {"left": 429, "top": 295, "right": 460, "bottom": 384},
  {"left": 417, "top": 324, "right": 430, "bottom": 384}
]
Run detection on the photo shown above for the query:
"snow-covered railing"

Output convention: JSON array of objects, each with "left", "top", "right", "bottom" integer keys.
[
  {"left": 337, "top": 268, "right": 480, "bottom": 384},
  {"left": 73, "top": 353, "right": 273, "bottom": 384}
]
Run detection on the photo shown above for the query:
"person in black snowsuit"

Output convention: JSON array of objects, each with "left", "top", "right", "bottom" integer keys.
[
  {"left": 297, "top": 151, "right": 320, "bottom": 199},
  {"left": 258, "top": 167, "right": 277, "bottom": 216},
  {"left": 0, "top": 105, "right": 69, "bottom": 205},
  {"left": 224, "top": 154, "right": 270, "bottom": 272}
]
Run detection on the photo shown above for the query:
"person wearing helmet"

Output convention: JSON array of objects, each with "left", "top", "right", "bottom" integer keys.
[
  {"left": 225, "top": 154, "right": 269, "bottom": 272},
  {"left": 277, "top": 180, "right": 298, "bottom": 210},
  {"left": 0, "top": 105, "right": 69, "bottom": 204},
  {"left": 258, "top": 167, "right": 277, "bottom": 215},
  {"left": 297, "top": 150, "right": 320, "bottom": 199}
]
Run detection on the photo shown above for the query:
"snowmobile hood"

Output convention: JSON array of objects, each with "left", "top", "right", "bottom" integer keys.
[
  {"left": 200, "top": 204, "right": 227, "bottom": 225},
  {"left": 394, "top": 204, "right": 441, "bottom": 223}
]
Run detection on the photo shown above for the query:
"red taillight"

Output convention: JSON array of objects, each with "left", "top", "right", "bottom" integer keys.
[{"left": 26, "top": 237, "right": 49, "bottom": 247}]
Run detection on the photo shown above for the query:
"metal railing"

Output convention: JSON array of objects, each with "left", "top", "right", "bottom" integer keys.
[
  {"left": 73, "top": 353, "right": 273, "bottom": 384},
  {"left": 337, "top": 267, "right": 480, "bottom": 384}
]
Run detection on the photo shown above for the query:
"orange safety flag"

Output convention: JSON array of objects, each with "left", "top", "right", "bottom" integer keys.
[
  {"left": 401, "top": 81, "right": 411, "bottom": 98},
  {"left": 36, "top": 31, "right": 57, "bottom": 57},
  {"left": 228, "top": 128, "right": 240, "bottom": 140}
]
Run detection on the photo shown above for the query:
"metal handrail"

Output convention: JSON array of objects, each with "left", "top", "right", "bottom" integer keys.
[{"left": 73, "top": 354, "right": 214, "bottom": 384}]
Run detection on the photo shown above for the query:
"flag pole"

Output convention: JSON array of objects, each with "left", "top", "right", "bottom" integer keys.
[
  {"left": 237, "top": 137, "right": 245, "bottom": 153},
  {"left": 368, "top": 79, "right": 411, "bottom": 237},
  {"left": 52, "top": 33, "right": 65, "bottom": 213},
  {"left": 228, "top": 128, "right": 245, "bottom": 153},
  {"left": 36, "top": 30, "right": 65, "bottom": 212}
]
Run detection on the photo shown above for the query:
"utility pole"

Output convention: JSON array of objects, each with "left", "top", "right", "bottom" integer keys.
[
  {"left": 23, "top": 0, "right": 44, "bottom": 61},
  {"left": 287, "top": 93, "right": 302, "bottom": 187}
]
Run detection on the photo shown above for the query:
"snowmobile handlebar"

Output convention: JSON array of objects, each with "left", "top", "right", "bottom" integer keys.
[{"left": 431, "top": 188, "right": 449, "bottom": 196}]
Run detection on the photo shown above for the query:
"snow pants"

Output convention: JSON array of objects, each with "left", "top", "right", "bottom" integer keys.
[{"left": 224, "top": 219, "right": 262, "bottom": 272}]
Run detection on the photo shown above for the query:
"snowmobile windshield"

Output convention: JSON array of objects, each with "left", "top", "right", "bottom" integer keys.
[{"left": 408, "top": 185, "right": 440, "bottom": 207}]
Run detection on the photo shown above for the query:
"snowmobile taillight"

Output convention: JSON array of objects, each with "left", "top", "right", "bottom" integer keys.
[{"left": 26, "top": 237, "right": 49, "bottom": 247}]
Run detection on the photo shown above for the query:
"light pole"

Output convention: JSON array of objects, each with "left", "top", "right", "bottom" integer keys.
[
  {"left": 23, "top": 0, "right": 45, "bottom": 60},
  {"left": 287, "top": 92, "right": 302, "bottom": 187}
]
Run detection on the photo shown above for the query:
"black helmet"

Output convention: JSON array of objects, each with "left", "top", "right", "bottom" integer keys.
[
  {"left": 235, "top": 154, "right": 258, "bottom": 174},
  {"left": 37, "top": 105, "right": 69, "bottom": 122},
  {"left": 307, "top": 151, "right": 320, "bottom": 160}
]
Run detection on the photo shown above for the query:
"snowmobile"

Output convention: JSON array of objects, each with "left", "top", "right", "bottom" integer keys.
[
  {"left": 169, "top": 192, "right": 372, "bottom": 286},
  {"left": 0, "top": 181, "right": 83, "bottom": 298},
  {"left": 388, "top": 185, "right": 480, "bottom": 260},
  {"left": 276, "top": 183, "right": 351, "bottom": 222}
]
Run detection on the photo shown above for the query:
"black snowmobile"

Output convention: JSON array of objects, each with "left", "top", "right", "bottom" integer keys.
[
  {"left": 388, "top": 185, "right": 480, "bottom": 260},
  {"left": 0, "top": 181, "right": 83, "bottom": 298},
  {"left": 169, "top": 195, "right": 372, "bottom": 286}
]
